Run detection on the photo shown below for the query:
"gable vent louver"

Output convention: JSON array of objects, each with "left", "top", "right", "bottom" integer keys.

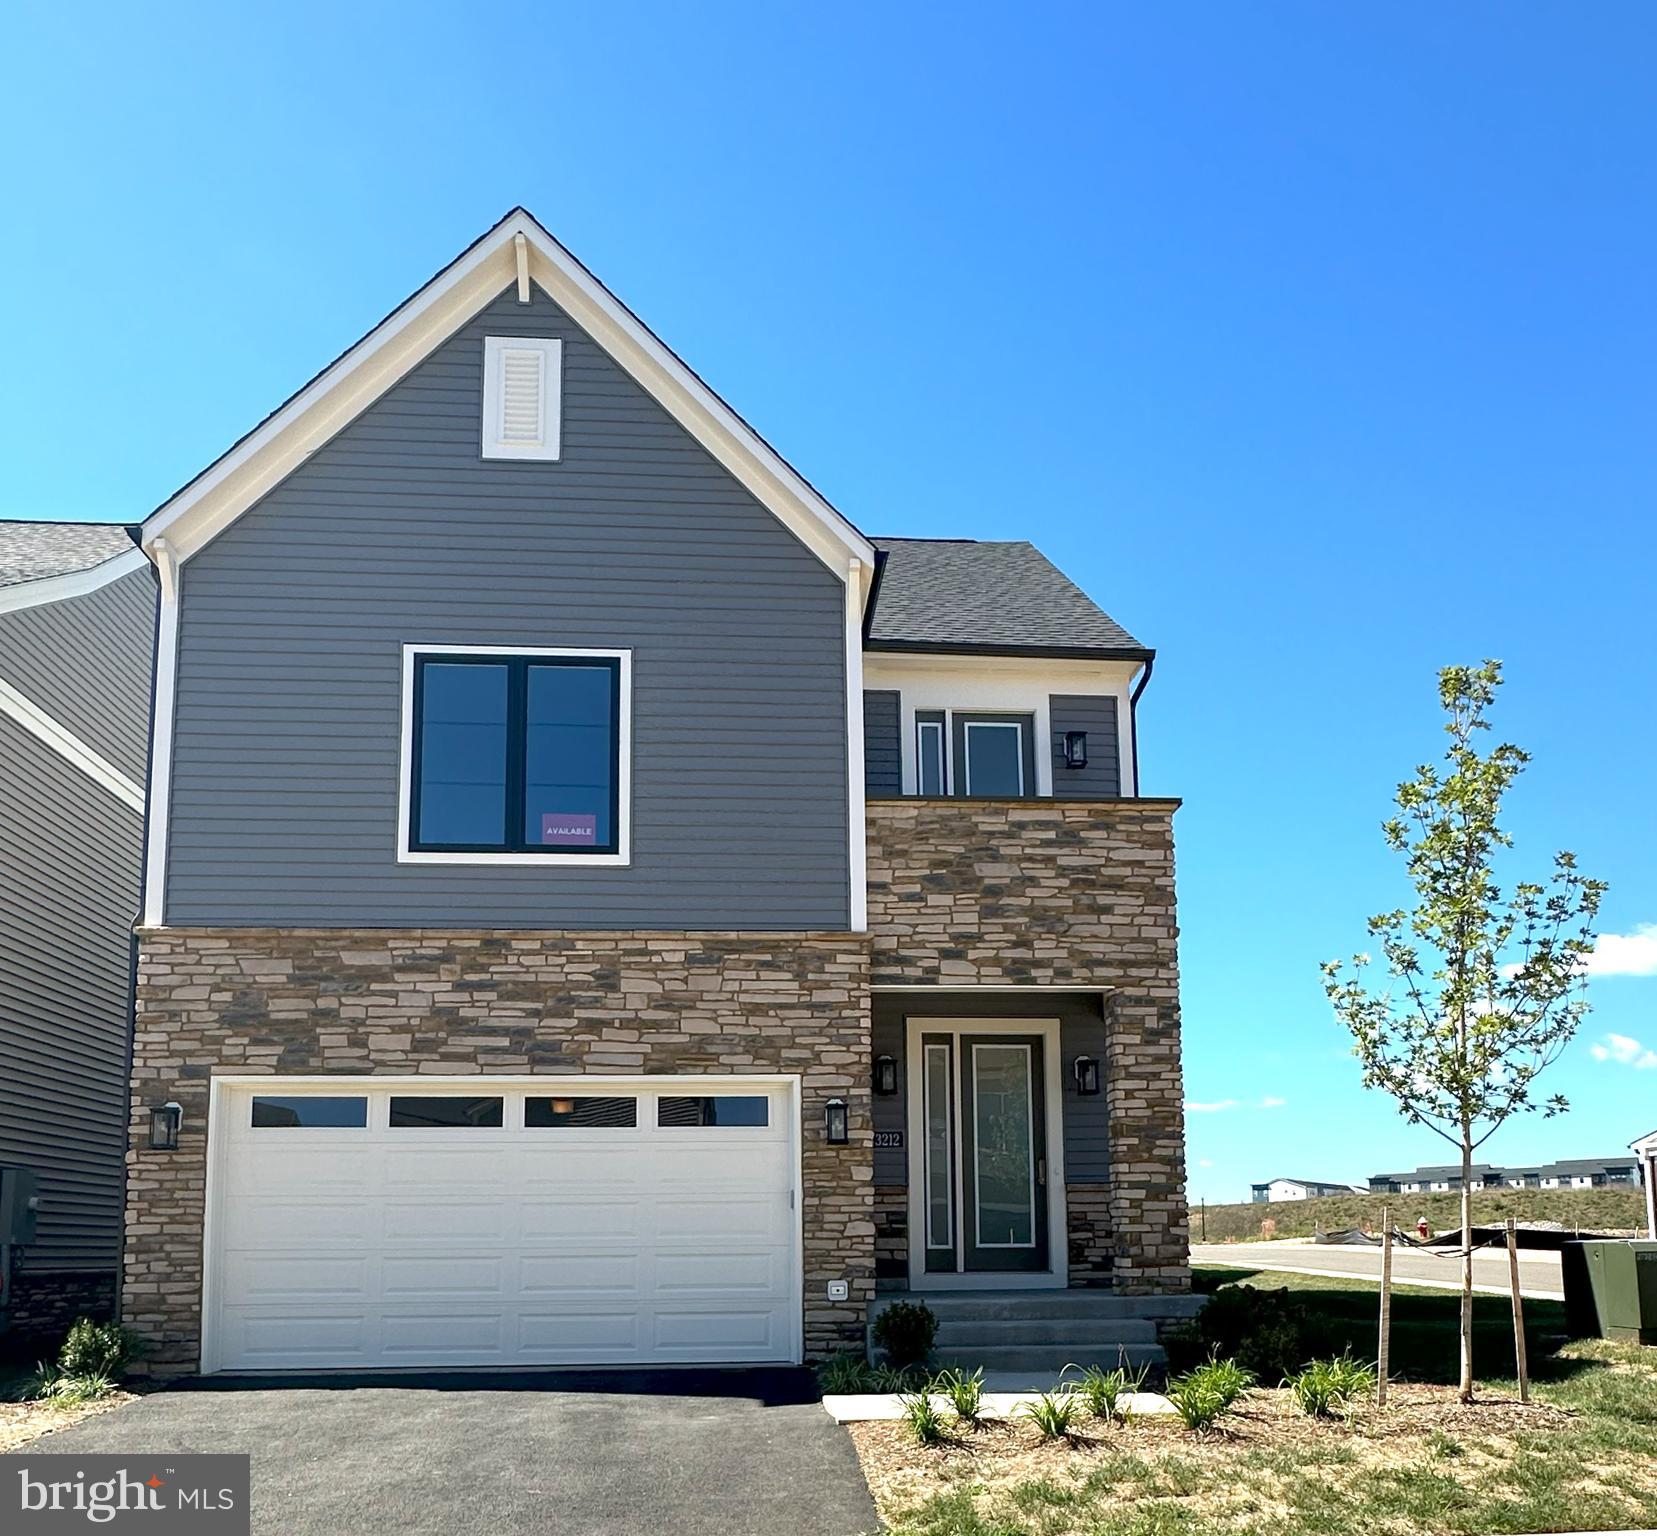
[{"left": 482, "top": 336, "right": 563, "bottom": 460}]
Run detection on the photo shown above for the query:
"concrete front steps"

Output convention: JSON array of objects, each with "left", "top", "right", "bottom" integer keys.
[{"left": 869, "top": 1290, "right": 1205, "bottom": 1385}]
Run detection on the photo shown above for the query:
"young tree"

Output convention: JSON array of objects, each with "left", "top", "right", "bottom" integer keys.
[{"left": 1322, "top": 661, "right": 1605, "bottom": 1401}]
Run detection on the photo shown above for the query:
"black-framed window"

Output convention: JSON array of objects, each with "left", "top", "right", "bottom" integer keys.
[{"left": 409, "top": 652, "right": 622, "bottom": 854}]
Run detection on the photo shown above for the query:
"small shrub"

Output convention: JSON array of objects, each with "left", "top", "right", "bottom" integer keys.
[
  {"left": 900, "top": 1391, "right": 950, "bottom": 1446},
  {"left": 1166, "top": 1284, "right": 1328, "bottom": 1380},
  {"left": 1166, "top": 1371, "right": 1229, "bottom": 1433},
  {"left": 1192, "top": 1353, "right": 1255, "bottom": 1408},
  {"left": 1287, "top": 1352, "right": 1375, "bottom": 1418},
  {"left": 57, "top": 1318, "right": 135, "bottom": 1379},
  {"left": 872, "top": 1301, "right": 938, "bottom": 1367},
  {"left": 872, "top": 1363, "right": 929, "bottom": 1392},
  {"left": 930, "top": 1366, "right": 984, "bottom": 1427},
  {"left": 29, "top": 1366, "right": 116, "bottom": 1406},
  {"left": 816, "top": 1352, "right": 874, "bottom": 1395},
  {"left": 1066, "top": 1362, "right": 1148, "bottom": 1422},
  {"left": 1019, "top": 1390, "right": 1081, "bottom": 1441}
]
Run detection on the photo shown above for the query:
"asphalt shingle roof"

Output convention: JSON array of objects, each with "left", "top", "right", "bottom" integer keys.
[
  {"left": 865, "top": 538, "right": 1149, "bottom": 658},
  {"left": 0, "top": 520, "right": 134, "bottom": 590}
]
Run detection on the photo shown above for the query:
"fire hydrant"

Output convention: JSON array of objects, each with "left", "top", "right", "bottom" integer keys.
[{"left": 1417, "top": 1217, "right": 1430, "bottom": 1241}]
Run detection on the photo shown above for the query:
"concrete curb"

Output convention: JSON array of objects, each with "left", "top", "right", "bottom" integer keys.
[{"left": 823, "top": 1389, "right": 1175, "bottom": 1424}]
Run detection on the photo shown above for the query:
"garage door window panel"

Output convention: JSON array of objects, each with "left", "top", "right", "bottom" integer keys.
[
  {"left": 657, "top": 1095, "right": 770, "bottom": 1128},
  {"left": 388, "top": 1096, "right": 504, "bottom": 1128},
  {"left": 524, "top": 1096, "right": 638, "bottom": 1128},
  {"left": 250, "top": 1096, "right": 368, "bottom": 1129}
]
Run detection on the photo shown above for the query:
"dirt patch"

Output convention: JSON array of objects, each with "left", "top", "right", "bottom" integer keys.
[{"left": 0, "top": 1392, "right": 135, "bottom": 1452}]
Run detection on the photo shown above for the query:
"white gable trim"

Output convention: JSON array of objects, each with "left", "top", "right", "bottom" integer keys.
[
  {"left": 0, "top": 547, "right": 147, "bottom": 617},
  {"left": 0, "top": 674, "right": 145, "bottom": 811},
  {"left": 140, "top": 210, "right": 874, "bottom": 582}
]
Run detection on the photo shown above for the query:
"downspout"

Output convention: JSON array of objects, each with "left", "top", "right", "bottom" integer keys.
[
  {"left": 1128, "top": 655, "right": 1155, "bottom": 797},
  {"left": 117, "top": 524, "right": 160, "bottom": 1327}
]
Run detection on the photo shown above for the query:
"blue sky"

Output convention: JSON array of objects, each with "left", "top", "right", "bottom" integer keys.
[{"left": 3, "top": 3, "right": 1652, "bottom": 1203}]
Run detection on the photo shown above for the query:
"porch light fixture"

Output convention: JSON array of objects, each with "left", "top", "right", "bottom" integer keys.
[
  {"left": 149, "top": 1101, "right": 183, "bottom": 1151},
  {"left": 873, "top": 1055, "right": 898, "bottom": 1096},
  {"left": 1072, "top": 1057, "right": 1101, "bottom": 1097},
  {"left": 824, "top": 1098, "right": 850, "bottom": 1145},
  {"left": 1063, "top": 731, "right": 1089, "bottom": 770}
]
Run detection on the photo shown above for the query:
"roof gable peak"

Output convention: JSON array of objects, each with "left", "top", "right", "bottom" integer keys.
[{"left": 142, "top": 209, "right": 872, "bottom": 583}]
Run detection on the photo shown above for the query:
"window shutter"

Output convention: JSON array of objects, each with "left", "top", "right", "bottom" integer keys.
[{"left": 482, "top": 336, "right": 562, "bottom": 460}]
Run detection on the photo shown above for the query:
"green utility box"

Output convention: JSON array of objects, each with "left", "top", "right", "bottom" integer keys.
[{"left": 1562, "top": 1239, "right": 1657, "bottom": 1344}]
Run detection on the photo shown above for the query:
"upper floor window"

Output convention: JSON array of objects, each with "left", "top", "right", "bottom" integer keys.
[
  {"left": 912, "top": 710, "right": 1036, "bottom": 798},
  {"left": 399, "top": 646, "right": 631, "bottom": 865}
]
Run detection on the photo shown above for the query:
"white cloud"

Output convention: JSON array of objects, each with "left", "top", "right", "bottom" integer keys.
[
  {"left": 1587, "top": 925, "right": 1657, "bottom": 978},
  {"left": 1198, "top": 1158, "right": 1214, "bottom": 1169},
  {"left": 1589, "top": 1032, "right": 1657, "bottom": 1070},
  {"left": 1184, "top": 1096, "right": 1285, "bottom": 1114}
]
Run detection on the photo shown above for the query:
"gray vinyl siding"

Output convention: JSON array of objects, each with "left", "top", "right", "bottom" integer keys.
[
  {"left": 0, "top": 567, "right": 155, "bottom": 782},
  {"left": 1048, "top": 694, "right": 1121, "bottom": 798},
  {"left": 871, "top": 994, "right": 1110, "bottom": 1188},
  {"left": 164, "top": 284, "right": 850, "bottom": 929},
  {"left": 863, "top": 689, "right": 901, "bottom": 795},
  {"left": 0, "top": 714, "right": 142, "bottom": 1272}
]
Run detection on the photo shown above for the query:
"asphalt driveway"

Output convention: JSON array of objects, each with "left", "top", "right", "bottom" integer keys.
[{"left": 30, "top": 1367, "right": 878, "bottom": 1536}]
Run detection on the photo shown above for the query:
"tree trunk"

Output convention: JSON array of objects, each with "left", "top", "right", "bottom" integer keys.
[{"left": 1459, "top": 1133, "right": 1475, "bottom": 1402}]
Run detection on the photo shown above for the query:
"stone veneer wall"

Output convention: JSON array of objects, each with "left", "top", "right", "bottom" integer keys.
[
  {"left": 866, "top": 798, "right": 1190, "bottom": 1294},
  {"left": 125, "top": 930, "right": 871, "bottom": 1375},
  {"left": 1, "top": 1270, "right": 119, "bottom": 1362}
]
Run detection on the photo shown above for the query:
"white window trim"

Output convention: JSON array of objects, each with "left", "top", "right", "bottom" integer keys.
[
  {"left": 396, "top": 642, "right": 632, "bottom": 866},
  {"left": 481, "top": 335, "right": 562, "bottom": 460},
  {"left": 961, "top": 718, "right": 1026, "bottom": 797},
  {"left": 916, "top": 717, "right": 945, "bottom": 796}
]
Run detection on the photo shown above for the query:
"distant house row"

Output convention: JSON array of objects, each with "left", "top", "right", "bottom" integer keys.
[
  {"left": 1367, "top": 1158, "right": 1645, "bottom": 1195},
  {"left": 1248, "top": 1158, "right": 1647, "bottom": 1204},
  {"left": 1249, "top": 1178, "right": 1363, "bottom": 1203}
]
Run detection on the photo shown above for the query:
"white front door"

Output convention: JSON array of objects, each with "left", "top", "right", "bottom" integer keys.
[{"left": 204, "top": 1078, "right": 799, "bottom": 1372}]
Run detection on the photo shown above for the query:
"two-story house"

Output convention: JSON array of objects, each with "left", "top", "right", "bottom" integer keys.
[
  {"left": 0, "top": 521, "right": 154, "bottom": 1350},
  {"left": 122, "top": 210, "right": 1190, "bottom": 1376}
]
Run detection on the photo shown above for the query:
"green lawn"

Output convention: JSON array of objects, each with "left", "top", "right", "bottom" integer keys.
[
  {"left": 1190, "top": 1264, "right": 1567, "bottom": 1384},
  {"left": 855, "top": 1269, "right": 1657, "bottom": 1535}
]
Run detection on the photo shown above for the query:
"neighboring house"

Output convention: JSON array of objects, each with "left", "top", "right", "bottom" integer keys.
[
  {"left": 0, "top": 522, "right": 154, "bottom": 1348},
  {"left": 1250, "top": 1178, "right": 1360, "bottom": 1203},
  {"left": 1633, "top": 1130, "right": 1657, "bottom": 1239},
  {"left": 1368, "top": 1159, "right": 1645, "bottom": 1195},
  {"left": 119, "top": 210, "right": 1190, "bottom": 1376}
]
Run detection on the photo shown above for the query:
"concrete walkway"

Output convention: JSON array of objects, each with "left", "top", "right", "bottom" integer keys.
[{"left": 29, "top": 1367, "right": 878, "bottom": 1536}]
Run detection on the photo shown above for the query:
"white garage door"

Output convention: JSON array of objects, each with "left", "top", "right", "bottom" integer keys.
[{"left": 205, "top": 1080, "right": 799, "bottom": 1372}]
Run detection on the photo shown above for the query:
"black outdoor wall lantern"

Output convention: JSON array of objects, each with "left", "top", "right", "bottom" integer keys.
[
  {"left": 1063, "top": 731, "right": 1089, "bottom": 770},
  {"left": 824, "top": 1098, "right": 850, "bottom": 1145},
  {"left": 873, "top": 1055, "right": 898, "bottom": 1096},
  {"left": 149, "top": 1101, "right": 183, "bottom": 1151},
  {"left": 1072, "top": 1056, "right": 1101, "bottom": 1096}
]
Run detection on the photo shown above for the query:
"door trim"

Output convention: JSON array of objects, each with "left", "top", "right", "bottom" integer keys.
[
  {"left": 199, "top": 1072, "right": 804, "bottom": 1375},
  {"left": 903, "top": 1018, "right": 1067, "bottom": 1291}
]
